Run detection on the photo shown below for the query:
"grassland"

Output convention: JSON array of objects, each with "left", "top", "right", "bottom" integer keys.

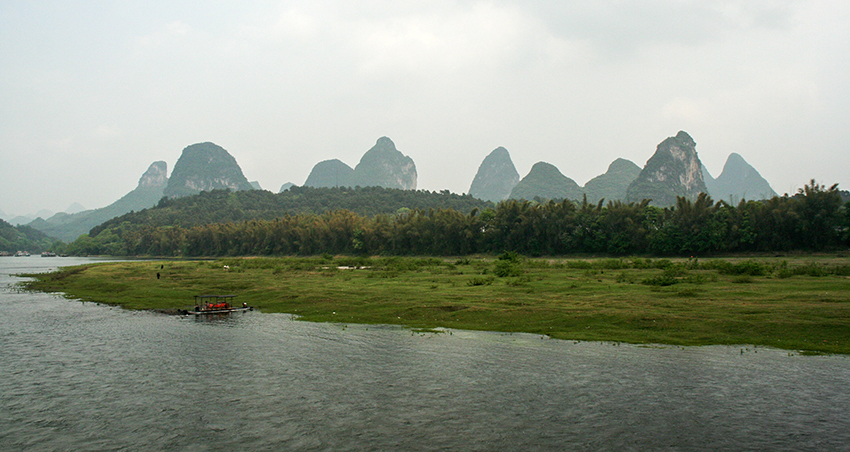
[{"left": 22, "top": 254, "right": 850, "bottom": 354}]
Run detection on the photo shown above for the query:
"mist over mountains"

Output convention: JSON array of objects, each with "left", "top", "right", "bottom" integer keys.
[
  {"left": 703, "top": 153, "right": 777, "bottom": 204},
  {"left": 23, "top": 131, "right": 783, "bottom": 242},
  {"left": 28, "top": 161, "right": 169, "bottom": 242}
]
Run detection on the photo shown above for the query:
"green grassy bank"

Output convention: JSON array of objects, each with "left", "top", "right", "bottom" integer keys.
[{"left": 22, "top": 255, "right": 850, "bottom": 354}]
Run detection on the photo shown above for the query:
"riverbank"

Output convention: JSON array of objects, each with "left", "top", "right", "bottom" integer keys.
[{"left": 21, "top": 255, "right": 850, "bottom": 354}]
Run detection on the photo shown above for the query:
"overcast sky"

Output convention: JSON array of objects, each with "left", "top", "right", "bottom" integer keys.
[{"left": 2, "top": 1, "right": 848, "bottom": 216}]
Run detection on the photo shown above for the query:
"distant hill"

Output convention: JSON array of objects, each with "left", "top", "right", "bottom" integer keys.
[
  {"left": 65, "top": 202, "right": 86, "bottom": 214},
  {"left": 29, "top": 161, "right": 169, "bottom": 242},
  {"left": 163, "top": 142, "right": 254, "bottom": 198},
  {"left": 583, "top": 158, "right": 641, "bottom": 204},
  {"left": 279, "top": 182, "right": 295, "bottom": 192},
  {"left": 350, "top": 137, "right": 417, "bottom": 189},
  {"left": 468, "top": 147, "right": 520, "bottom": 202},
  {"left": 7, "top": 216, "right": 35, "bottom": 226},
  {"left": 0, "top": 218, "right": 59, "bottom": 253},
  {"left": 626, "top": 131, "right": 707, "bottom": 207},
  {"left": 509, "top": 162, "right": 583, "bottom": 201},
  {"left": 90, "top": 186, "right": 493, "bottom": 236},
  {"left": 704, "top": 153, "right": 777, "bottom": 203},
  {"left": 304, "top": 159, "right": 354, "bottom": 188}
]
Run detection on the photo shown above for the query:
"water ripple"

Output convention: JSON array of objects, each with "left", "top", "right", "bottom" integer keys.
[{"left": 2, "top": 258, "right": 849, "bottom": 451}]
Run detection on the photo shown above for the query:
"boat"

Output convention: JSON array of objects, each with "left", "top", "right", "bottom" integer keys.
[
  {"left": 41, "top": 251, "right": 57, "bottom": 257},
  {"left": 14, "top": 251, "right": 30, "bottom": 257},
  {"left": 187, "top": 295, "right": 253, "bottom": 315}
]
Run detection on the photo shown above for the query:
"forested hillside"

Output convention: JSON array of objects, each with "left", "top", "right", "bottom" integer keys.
[
  {"left": 69, "top": 180, "right": 849, "bottom": 257},
  {"left": 91, "top": 186, "right": 493, "bottom": 236},
  {"left": 0, "top": 219, "right": 63, "bottom": 253}
]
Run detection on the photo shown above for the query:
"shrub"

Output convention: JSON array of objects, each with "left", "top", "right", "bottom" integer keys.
[
  {"left": 629, "top": 257, "right": 654, "bottom": 269},
  {"left": 705, "top": 260, "right": 766, "bottom": 276},
  {"left": 642, "top": 266, "right": 686, "bottom": 286},
  {"left": 506, "top": 275, "right": 533, "bottom": 286},
  {"left": 653, "top": 259, "right": 674, "bottom": 269},
  {"left": 596, "top": 258, "right": 628, "bottom": 270},
  {"left": 467, "top": 276, "right": 494, "bottom": 286},
  {"left": 494, "top": 260, "right": 523, "bottom": 277},
  {"left": 794, "top": 263, "right": 829, "bottom": 277},
  {"left": 616, "top": 272, "right": 635, "bottom": 284},
  {"left": 497, "top": 250, "right": 521, "bottom": 262},
  {"left": 641, "top": 274, "right": 678, "bottom": 286}
]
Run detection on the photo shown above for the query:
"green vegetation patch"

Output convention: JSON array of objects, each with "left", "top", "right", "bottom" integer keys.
[{"left": 21, "top": 255, "right": 850, "bottom": 354}]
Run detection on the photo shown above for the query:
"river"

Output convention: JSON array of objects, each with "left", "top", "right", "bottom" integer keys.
[{"left": 1, "top": 257, "right": 848, "bottom": 451}]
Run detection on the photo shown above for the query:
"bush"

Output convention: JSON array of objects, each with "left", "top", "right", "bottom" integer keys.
[
  {"left": 653, "top": 259, "right": 674, "bottom": 269},
  {"left": 641, "top": 266, "right": 687, "bottom": 286},
  {"left": 793, "top": 263, "right": 829, "bottom": 277},
  {"left": 641, "top": 274, "right": 678, "bottom": 286},
  {"left": 498, "top": 250, "right": 521, "bottom": 262},
  {"left": 596, "top": 258, "right": 628, "bottom": 270},
  {"left": 506, "top": 275, "right": 533, "bottom": 286},
  {"left": 616, "top": 272, "right": 635, "bottom": 284},
  {"left": 629, "top": 257, "right": 654, "bottom": 269},
  {"left": 705, "top": 260, "right": 766, "bottom": 276},
  {"left": 467, "top": 276, "right": 494, "bottom": 286},
  {"left": 494, "top": 260, "right": 524, "bottom": 277}
]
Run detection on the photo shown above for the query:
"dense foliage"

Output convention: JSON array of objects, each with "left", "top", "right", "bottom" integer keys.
[
  {"left": 68, "top": 180, "right": 849, "bottom": 257},
  {"left": 0, "top": 219, "right": 64, "bottom": 253},
  {"left": 91, "top": 186, "right": 493, "bottom": 235}
]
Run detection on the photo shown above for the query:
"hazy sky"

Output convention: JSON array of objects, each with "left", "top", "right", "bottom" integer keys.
[{"left": 2, "top": 1, "right": 848, "bottom": 216}]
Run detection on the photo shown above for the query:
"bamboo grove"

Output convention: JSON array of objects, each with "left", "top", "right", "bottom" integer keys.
[{"left": 66, "top": 180, "right": 849, "bottom": 257}]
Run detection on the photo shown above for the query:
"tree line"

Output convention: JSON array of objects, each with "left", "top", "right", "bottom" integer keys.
[
  {"left": 66, "top": 180, "right": 849, "bottom": 257},
  {"left": 91, "top": 185, "right": 494, "bottom": 236},
  {"left": 0, "top": 219, "right": 62, "bottom": 253}
]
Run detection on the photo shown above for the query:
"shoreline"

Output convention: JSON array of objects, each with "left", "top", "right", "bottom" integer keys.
[{"left": 22, "top": 255, "right": 850, "bottom": 354}]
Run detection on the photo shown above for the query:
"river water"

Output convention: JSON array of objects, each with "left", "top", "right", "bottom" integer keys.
[{"left": 1, "top": 257, "right": 849, "bottom": 451}]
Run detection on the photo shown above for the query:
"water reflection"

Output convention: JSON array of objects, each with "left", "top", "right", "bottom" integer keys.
[{"left": 1, "top": 258, "right": 848, "bottom": 451}]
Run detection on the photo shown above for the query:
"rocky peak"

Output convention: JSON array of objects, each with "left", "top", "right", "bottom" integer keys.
[
  {"left": 708, "top": 153, "right": 777, "bottom": 202},
  {"left": 509, "top": 162, "right": 583, "bottom": 201},
  {"left": 583, "top": 158, "right": 641, "bottom": 204},
  {"left": 352, "top": 137, "right": 417, "bottom": 190},
  {"left": 674, "top": 130, "right": 695, "bottom": 148},
  {"left": 138, "top": 161, "right": 168, "bottom": 188},
  {"left": 468, "top": 146, "right": 520, "bottom": 202},
  {"left": 375, "top": 136, "right": 394, "bottom": 148},
  {"left": 304, "top": 159, "right": 354, "bottom": 188},
  {"left": 720, "top": 153, "right": 756, "bottom": 180},
  {"left": 626, "top": 131, "right": 707, "bottom": 206},
  {"left": 163, "top": 142, "right": 254, "bottom": 199}
]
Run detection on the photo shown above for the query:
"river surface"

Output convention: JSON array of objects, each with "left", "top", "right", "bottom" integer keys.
[{"left": 1, "top": 257, "right": 849, "bottom": 451}]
